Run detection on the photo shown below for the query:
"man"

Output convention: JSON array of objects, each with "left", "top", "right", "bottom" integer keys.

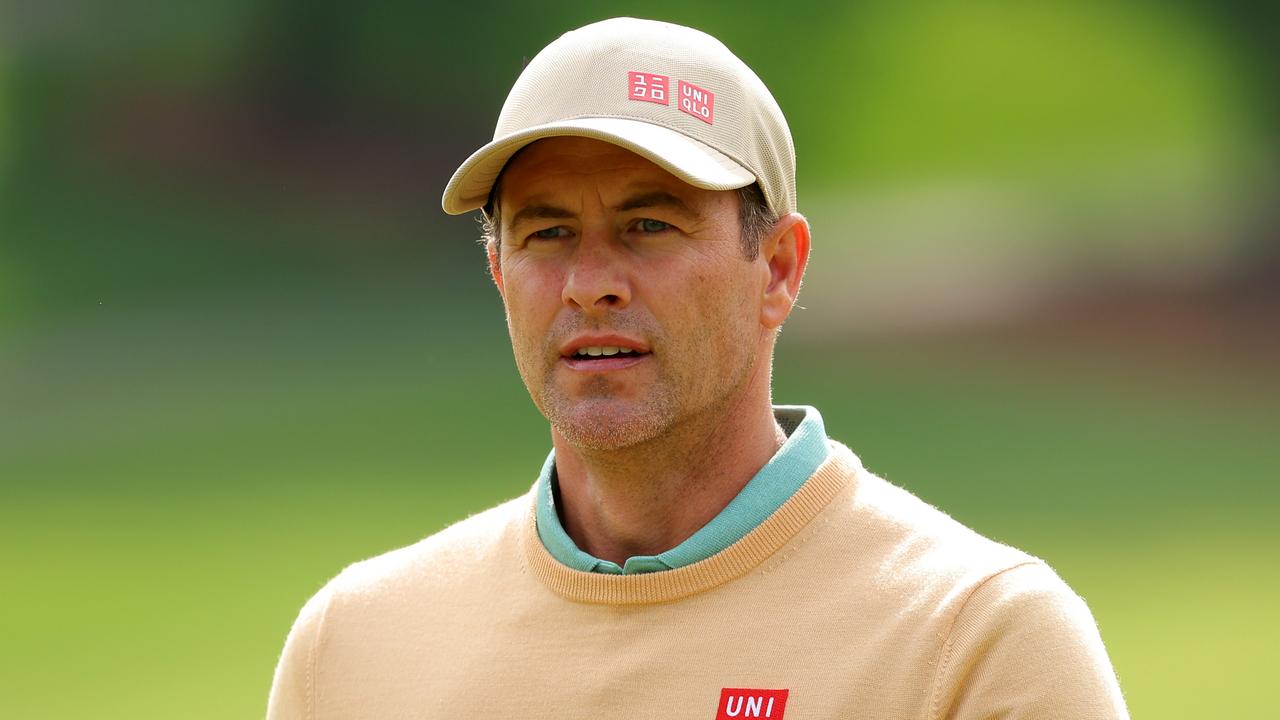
[{"left": 268, "top": 17, "right": 1128, "bottom": 719}]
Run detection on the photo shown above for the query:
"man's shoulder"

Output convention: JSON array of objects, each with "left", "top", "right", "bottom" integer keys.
[
  {"left": 319, "top": 490, "right": 532, "bottom": 601},
  {"left": 267, "top": 490, "right": 539, "bottom": 717},
  {"left": 827, "top": 442, "right": 1045, "bottom": 595},
  {"left": 841, "top": 462, "right": 1128, "bottom": 717}
]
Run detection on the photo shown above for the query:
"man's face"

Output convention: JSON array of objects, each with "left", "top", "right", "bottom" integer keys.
[{"left": 491, "top": 137, "right": 772, "bottom": 451}]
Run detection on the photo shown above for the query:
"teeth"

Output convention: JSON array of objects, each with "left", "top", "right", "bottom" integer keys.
[{"left": 575, "top": 346, "right": 638, "bottom": 358}]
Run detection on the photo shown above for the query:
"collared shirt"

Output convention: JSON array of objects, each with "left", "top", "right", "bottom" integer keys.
[{"left": 535, "top": 405, "right": 829, "bottom": 574}]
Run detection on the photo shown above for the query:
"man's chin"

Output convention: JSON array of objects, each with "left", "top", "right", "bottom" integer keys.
[{"left": 545, "top": 400, "right": 669, "bottom": 452}]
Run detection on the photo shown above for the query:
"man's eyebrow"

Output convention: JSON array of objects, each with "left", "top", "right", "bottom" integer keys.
[
  {"left": 612, "top": 191, "right": 696, "bottom": 216},
  {"left": 507, "top": 191, "right": 697, "bottom": 227},
  {"left": 509, "top": 203, "right": 576, "bottom": 227}
]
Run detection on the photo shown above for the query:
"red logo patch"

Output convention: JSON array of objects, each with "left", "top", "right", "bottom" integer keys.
[
  {"left": 679, "top": 80, "right": 715, "bottom": 124},
  {"left": 715, "top": 688, "right": 788, "bottom": 719},
  {"left": 628, "top": 71, "right": 669, "bottom": 105}
]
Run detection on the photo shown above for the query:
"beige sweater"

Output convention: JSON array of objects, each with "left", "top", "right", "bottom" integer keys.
[{"left": 268, "top": 442, "right": 1128, "bottom": 719}]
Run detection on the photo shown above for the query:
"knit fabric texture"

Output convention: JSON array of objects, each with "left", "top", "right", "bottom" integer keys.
[{"left": 267, "top": 442, "right": 1129, "bottom": 719}]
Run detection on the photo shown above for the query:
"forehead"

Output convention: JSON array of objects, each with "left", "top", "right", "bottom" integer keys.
[{"left": 497, "top": 137, "right": 694, "bottom": 203}]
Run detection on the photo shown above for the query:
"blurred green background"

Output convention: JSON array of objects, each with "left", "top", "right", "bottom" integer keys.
[{"left": 1, "top": 1, "right": 1277, "bottom": 717}]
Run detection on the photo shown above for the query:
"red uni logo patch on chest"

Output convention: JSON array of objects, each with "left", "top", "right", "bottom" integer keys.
[{"left": 715, "top": 688, "right": 788, "bottom": 719}]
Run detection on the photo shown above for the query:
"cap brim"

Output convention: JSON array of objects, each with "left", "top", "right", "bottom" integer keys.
[{"left": 441, "top": 117, "right": 757, "bottom": 215}]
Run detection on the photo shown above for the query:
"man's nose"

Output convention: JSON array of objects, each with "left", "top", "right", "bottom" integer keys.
[{"left": 561, "top": 234, "right": 631, "bottom": 313}]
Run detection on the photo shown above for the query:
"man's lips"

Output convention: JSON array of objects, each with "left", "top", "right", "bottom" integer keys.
[
  {"left": 561, "top": 353, "right": 648, "bottom": 372},
  {"left": 559, "top": 335, "right": 651, "bottom": 358},
  {"left": 558, "top": 334, "right": 651, "bottom": 372}
]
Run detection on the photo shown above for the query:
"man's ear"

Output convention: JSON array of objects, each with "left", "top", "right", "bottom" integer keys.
[
  {"left": 487, "top": 239, "right": 506, "bottom": 297},
  {"left": 759, "top": 213, "right": 811, "bottom": 330}
]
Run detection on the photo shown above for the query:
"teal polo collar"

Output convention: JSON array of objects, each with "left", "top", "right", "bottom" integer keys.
[{"left": 535, "top": 405, "right": 829, "bottom": 574}]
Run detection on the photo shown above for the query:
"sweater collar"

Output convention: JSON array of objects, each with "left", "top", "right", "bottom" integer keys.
[
  {"left": 535, "top": 405, "right": 830, "bottom": 574},
  {"left": 522, "top": 440, "right": 862, "bottom": 605}
]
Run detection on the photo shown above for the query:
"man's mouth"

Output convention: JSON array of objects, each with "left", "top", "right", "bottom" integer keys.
[
  {"left": 560, "top": 340, "right": 651, "bottom": 371},
  {"left": 571, "top": 346, "right": 642, "bottom": 359}
]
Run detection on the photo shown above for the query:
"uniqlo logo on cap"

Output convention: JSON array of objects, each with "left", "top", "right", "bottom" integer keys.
[
  {"left": 628, "top": 71, "right": 669, "bottom": 105},
  {"left": 715, "top": 688, "right": 788, "bottom": 719},
  {"left": 679, "top": 80, "right": 715, "bottom": 124}
]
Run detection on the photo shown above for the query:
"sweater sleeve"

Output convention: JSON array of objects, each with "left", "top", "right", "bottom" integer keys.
[
  {"left": 266, "top": 585, "right": 333, "bottom": 720},
  {"left": 929, "top": 562, "right": 1129, "bottom": 720}
]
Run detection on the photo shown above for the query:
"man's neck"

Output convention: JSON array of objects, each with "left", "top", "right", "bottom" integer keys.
[{"left": 550, "top": 396, "right": 786, "bottom": 567}]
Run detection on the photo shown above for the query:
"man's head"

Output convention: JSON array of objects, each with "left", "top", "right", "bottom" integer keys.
[{"left": 441, "top": 18, "right": 809, "bottom": 451}]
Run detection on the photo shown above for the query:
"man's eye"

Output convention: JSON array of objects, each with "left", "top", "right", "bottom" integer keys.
[
  {"left": 636, "top": 219, "right": 670, "bottom": 233},
  {"left": 531, "top": 226, "right": 568, "bottom": 240}
]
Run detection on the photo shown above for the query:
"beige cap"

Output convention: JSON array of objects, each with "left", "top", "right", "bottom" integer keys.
[{"left": 441, "top": 17, "right": 795, "bottom": 217}]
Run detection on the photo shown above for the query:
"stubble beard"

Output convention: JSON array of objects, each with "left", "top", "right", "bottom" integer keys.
[
  {"left": 508, "top": 300, "right": 761, "bottom": 455},
  {"left": 524, "top": 333, "right": 760, "bottom": 456},
  {"left": 538, "top": 369, "right": 680, "bottom": 452}
]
